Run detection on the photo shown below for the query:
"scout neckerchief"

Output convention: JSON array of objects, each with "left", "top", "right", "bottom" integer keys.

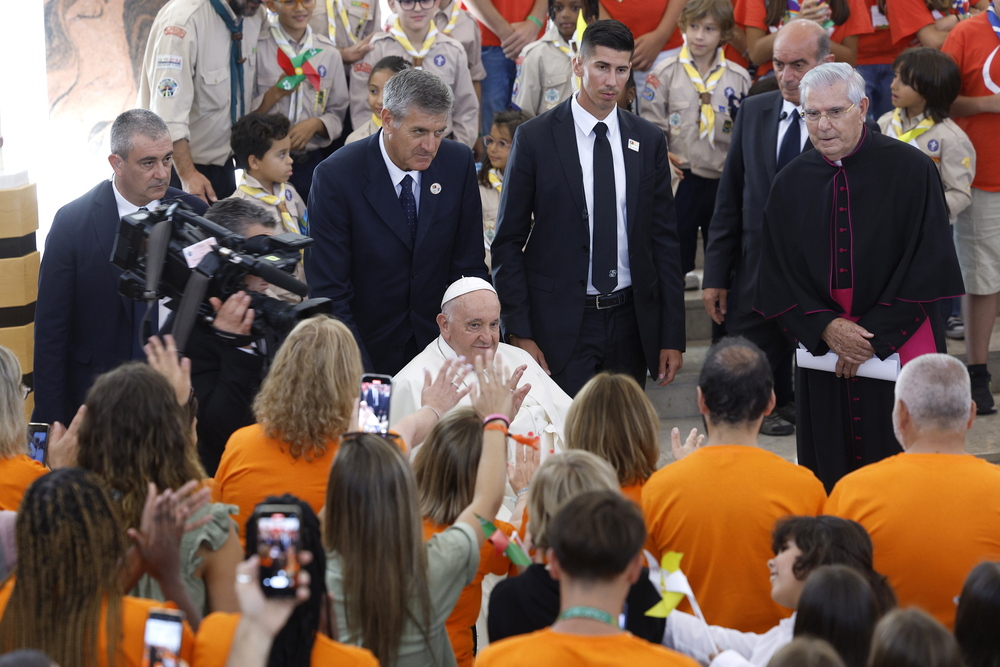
[
  {"left": 208, "top": 0, "right": 246, "bottom": 125},
  {"left": 390, "top": 16, "right": 439, "bottom": 68},
  {"left": 488, "top": 168, "right": 503, "bottom": 192},
  {"left": 887, "top": 108, "right": 935, "bottom": 146},
  {"left": 984, "top": 3, "right": 1000, "bottom": 93},
  {"left": 544, "top": 21, "right": 573, "bottom": 58},
  {"left": 270, "top": 16, "right": 322, "bottom": 124},
  {"left": 989, "top": 2, "right": 1000, "bottom": 38},
  {"left": 679, "top": 44, "right": 727, "bottom": 148},
  {"left": 327, "top": 0, "right": 369, "bottom": 43},
  {"left": 238, "top": 174, "right": 300, "bottom": 234},
  {"left": 438, "top": 0, "right": 461, "bottom": 34},
  {"left": 372, "top": 112, "right": 382, "bottom": 128}
]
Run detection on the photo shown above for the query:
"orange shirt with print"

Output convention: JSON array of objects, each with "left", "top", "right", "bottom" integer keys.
[
  {"left": 423, "top": 517, "right": 518, "bottom": 667},
  {"left": 0, "top": 581, "right": 194, "bottom": 667},
  {"left": 193, "top": 611, "right": 379, "bottom": 666},
  {"left": 736, "top": 0, "right": 873, "bottom": 77},
  {"left": 477, "top": 628, "right": 700, "bottom": 667},
  {"left": 466, "top": 0, "right": 542, "bottom": 47},
  {"left": 826, "top": 453, "right": 1000, "bottom": 629},
  {"left": 0, "top": 455, "right": 48, "bottom": 511},
  {"left": 642, "top": 445, "right": 826, "bottom": 633}
]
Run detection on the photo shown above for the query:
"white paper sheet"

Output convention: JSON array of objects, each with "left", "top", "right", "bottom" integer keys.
[{"left": 796, "top": 344, "right": 900, "bottom": 382}]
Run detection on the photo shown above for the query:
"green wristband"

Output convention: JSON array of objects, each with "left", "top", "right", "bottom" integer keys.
[{"left": 527, "top": 14, "right": 543, "bottom": 29}]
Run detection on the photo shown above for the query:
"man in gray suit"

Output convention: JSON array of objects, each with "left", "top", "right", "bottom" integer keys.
[{"left": 701, "top": 19, "right": 833, "bottom": 436}]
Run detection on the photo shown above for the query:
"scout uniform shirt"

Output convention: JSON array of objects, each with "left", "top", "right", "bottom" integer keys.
[
  {"left": 349, "top": 30, "right": 479, "bottom": 147},
  {"left": 512, "top": 23, "right": 575, "bottom": 117},
  {"left": 432, "top": 0, "right": 487, "bottom": 82},
  {"left": 138, "top": 0, "right": 263, "bottom": 167},
  {"left": 641, "top": 46, "right": 750, "bottom": 179},
  {"left": 253, "top": 20, "right": 350, "bottom": 153},
  {"left": 877, "top": 109, "right": 976, "bottom": 224},
  {"left": 309, "top": 0, "right": 381, "bottom": 77}
]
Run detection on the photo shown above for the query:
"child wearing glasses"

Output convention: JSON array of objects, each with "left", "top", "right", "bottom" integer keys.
[
  {"left": 252, "top": 0, "right": 350, "bottom": 199},
  {"left": 478, "top": 110, "right": 529, "bottom": 271},
  {"left": 349, "top": 0, "right": 479, "bottom": 147}
]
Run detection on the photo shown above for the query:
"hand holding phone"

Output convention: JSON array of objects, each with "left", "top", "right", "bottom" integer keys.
[
  {"left": 254, "top": 505, "right": 302, "bottom": 598},
  {"left": 358, "top": 374, "right": 392, "bottom": 433},
  {"left": 141, "top": 608, "right": 184, "bottom": 667},
  {"left": 27, "top": 423, "right": 50, "bottom": 466}
]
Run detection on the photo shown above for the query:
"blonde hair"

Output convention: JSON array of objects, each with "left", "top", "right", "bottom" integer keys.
[
  {"left": 565, "top": 372, "right": 660, "bottom": 487},
  {"left": 527, "top": 450, "right": 619, "bottom": 552},
  {"left": 323, "top": 433, "right": 432, "bottom": 666},
  {"left": 413, "top": 407, "right": 483, "bottom": 525},
  {"left": 253, "top": 316, "right": 362, "bottom": 460},
  {"left": 0, "top": 347, "right": 26, "bottom": 459}
]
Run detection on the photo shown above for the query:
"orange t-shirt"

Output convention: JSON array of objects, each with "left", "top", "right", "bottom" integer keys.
[
  {"left": 0, "top": 454, "right": 48, "bottom": 511},
  {"left": 884, "top": 0, "right": 935, "bottom": 46},
  {"left": 477, "top": 628, "right": 700, "bottom": 666},
  {"left": 423, "top": 517, "right": 517, "bottom": 667},
  {"left": 0, "top": 581, "right": 194, "bottom": 667},
  {"left": 736, "top": 0, "right": 873, "bottom": 77},
  {"left": 193, "top": 611, "right": 379, "bottom": 666},
  {"left": 620, "top": 481, "right": 645, "bottom": 506},
  {"left": 465, "top": 0, "right": 542, "bottom": 47},
  {"left": 942, "top": 14, "right": 1000, "bottom": 192},
  {"left": 641, "top": 445, "right": 826, "bottom": 633},
  {"left": 601, "top": 0, "right": 683, "bottom": 52},
  {"left": 856, "top": 0, "right": 902, "bottom": 65},
  {"left": 213, "top": 423, "right": 339, "bottom": 545},
  {"left": 825, "top": 453, "right": 1000, "bottom": 629}
]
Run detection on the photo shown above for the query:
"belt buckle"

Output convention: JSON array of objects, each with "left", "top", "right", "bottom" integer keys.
[{"left": 595, "top": 294, "right": 610, "bottom": 310}]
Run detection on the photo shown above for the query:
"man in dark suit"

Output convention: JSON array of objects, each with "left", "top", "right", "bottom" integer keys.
[
  {"left": 491, "top": 19, "right": 685, "bottom": 398},
  {"left": 701, "top": 19, "right": 834, "bottom": 436},
  {"left": 33, "top": 109, "right": 207, "bottom": 427},
  {"left": 306, "top": 68, "right": 488, "bottom": 375}
]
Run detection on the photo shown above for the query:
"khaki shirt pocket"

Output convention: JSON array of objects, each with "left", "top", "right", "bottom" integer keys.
[{"left": 198, "top": 66, "right": 231, "bottom": 112}]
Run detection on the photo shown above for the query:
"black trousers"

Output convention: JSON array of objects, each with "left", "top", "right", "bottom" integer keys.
[
  {"left": 674, "top": 171, "right": 720, "bottom": 275},
  {"left": 551, "top": 298, "right": 647, "bottom": 397}
]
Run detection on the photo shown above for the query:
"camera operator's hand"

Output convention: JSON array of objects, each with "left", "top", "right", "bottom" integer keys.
[{"left": 210, "top": 292, "right": 255, "bottom": 336}]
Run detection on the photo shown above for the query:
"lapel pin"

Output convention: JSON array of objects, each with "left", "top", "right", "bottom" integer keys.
[
  {"left": 628, "top": 139, "right": 639, "bottom": 152},
  {"left": 430, "top": 182, "right": 442, "bottom": 194}
]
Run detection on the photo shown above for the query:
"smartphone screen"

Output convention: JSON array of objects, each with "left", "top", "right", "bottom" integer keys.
[
  {"left": 141, "top": 609, "right": 184, "bottom": 667},
  {"left": 256, "top": 506, "right": 301, "bottom": 597},
  {"left": 27, "top": 423, "right": 50, "bottom": 465},
  {"left": 358, "top": 374, "right": 392, "bottom": 434}
]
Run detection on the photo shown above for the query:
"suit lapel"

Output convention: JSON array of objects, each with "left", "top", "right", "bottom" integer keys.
[
  {"left": 619, "top": 109, "right": 640, "bottom": 236},
  {"left": 414, "top": 157, "right": 440, "bottom": 251},
  {"left": 363, "top": 131, "right": 414, "bottom": 250},
  {"left": 552, "top": 101, "right": 588, "bottom": 221},
  {"left": 92, "top": 181, "right": 133, "bottom": 321}
]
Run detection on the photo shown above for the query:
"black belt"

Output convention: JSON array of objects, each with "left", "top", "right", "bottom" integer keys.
[{"left": 584, "top": 288, "right": 633, "bottom": 310}]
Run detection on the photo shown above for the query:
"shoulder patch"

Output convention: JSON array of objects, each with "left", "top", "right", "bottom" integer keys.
[
  {"left": 927, "top": 139, "right": 940, "bottom": 152},
  {"left": 353, "top": 61, "right": 372, "bottom": 74},
  {"left": 157, "top": 78, "right": 179, "bottom": 97},
  {"left": 433, "top": 53, "right": 446, "bottom": 67},
  {"left": 641, "top": 85, "right": 655, "bottom": 101},
  {"left": 164, "top": 26, "right": 187, "bottom": 38},
  {"left": 156, "top": 55, "right": 183, "bottom": 70},
  {"left": 645, "top": 74, "right": 661, "bottom": 89}
]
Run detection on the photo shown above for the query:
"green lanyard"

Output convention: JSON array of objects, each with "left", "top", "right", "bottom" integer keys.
[{"left": 557, "top": 606, "right": 617, "bottom": 627}]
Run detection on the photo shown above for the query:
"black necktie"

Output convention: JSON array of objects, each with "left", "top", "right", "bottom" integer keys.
[
  {"left": 776, "top": 111, "right": 801, "bottom": 172},
  {"left": 592, "top": 122, "right": 617, "bottom": 295},
  {"left": 399, "top": 174, "right": 417, "bottom": 243}
]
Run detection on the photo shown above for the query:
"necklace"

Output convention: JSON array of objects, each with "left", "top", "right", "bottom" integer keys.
[{"left": 558, "top": 606, "right": 617, "bottom": 626}]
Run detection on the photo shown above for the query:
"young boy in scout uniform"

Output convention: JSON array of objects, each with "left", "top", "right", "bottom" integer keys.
[
  {"left": 253, "top": 0, "right": 349, "bottom": 198},
  {"left": 511, "top": 0, "right": 585, "bottom": 117},
  {"left": 345, "top": 55, "right": 412, "bottom": 143},
  {"left": 349, "top": 0, "right": 479, "bottom": 146},
  {"left": 640, "top": 0, "right": 749, "bottom": 290},
  {"left": 396, "top": 0, "right": 488, "bottom": 99}
]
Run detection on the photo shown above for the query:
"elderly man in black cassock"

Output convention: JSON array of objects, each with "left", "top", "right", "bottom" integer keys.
[{"left": 755, "top": 63, "right": 965, "bottom": 491}]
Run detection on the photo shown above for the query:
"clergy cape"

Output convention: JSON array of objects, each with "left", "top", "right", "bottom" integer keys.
[
  {"left": 754, "top": 128, "right": 964, "bottom": 489},
  {"left": 389, "top": 337, "right": 573, "bottom": 454}
]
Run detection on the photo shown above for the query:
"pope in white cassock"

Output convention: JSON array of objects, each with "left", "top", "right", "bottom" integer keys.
[{"left": 391, "top": 277, "right": 572, "bottom": 457}]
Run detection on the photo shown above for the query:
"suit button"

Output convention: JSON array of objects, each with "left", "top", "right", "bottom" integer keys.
[
  {"left": 579, "top": 279, "right": 585, "bottom": 287},
  {"left": 582, "top": 246, "right": 588, "bottom": 252},
  {"left": 409, "top": 307, "right": 415, "bottom": 313},
  {"left": 411, "top": 272, "right": 417, "bottom": 278}
]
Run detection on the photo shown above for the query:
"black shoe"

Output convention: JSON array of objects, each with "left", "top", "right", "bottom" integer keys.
[
  {"left": 969, "top": 365, "right": 996, "bottom": 415},
  {"left": 774, "top": 403, "right": 796, "bottom": 425},
  {"left": 760, "top": 413, "right": 795, "bottom": 436}
]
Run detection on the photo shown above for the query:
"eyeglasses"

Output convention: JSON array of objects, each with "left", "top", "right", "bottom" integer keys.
[
  {"left": 20, "top": 384, "right": 31, "bottom": 401},
  {"left": 801, "top": 103, "right": 855, "bottom": 123},
  {"left": 482, "top": 136, "right": 511, "bottom": 150},
  {"left": 275, "top": 0, "right": 315, "bottom": 7},
  {"left": 397, "top": 0, "right": 436, "bottom": 9}
]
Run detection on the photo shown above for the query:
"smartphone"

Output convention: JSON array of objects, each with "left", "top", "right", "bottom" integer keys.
[
  {"left": 27, "top": 423, "right": 50, "bottom": 466},
  {"left": 141, "top": 608, "right": 184, "bottom": 667},
  {"left": 358, "top": 374, "right": 392, "bottom": 434},
  {"left": 254, "top": 504, "right": 302, "bottom": 598}
]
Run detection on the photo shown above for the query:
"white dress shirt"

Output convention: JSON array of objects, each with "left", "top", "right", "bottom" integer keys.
[
  {"left": 379, "top": 129, "right": 422, "bottom": 212},
  {"left": 570, "top": 94, "right": 631, "bottom": 295},
  {"left": 775, "top": 99, "right": 808, "bottom": 162}
]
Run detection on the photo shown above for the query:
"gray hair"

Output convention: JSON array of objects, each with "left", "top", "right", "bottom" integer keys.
[
  {"left": 110, "top": 108, "right": 169, "bottom": 159},
  {"left": 204, "top": 198, "right": 277, "bottom": 236},
  {"left": 801, "top": 63, "right": 867, "bottom": 109},
  {"left": 894, "top": 354, "right": 972, "bottom": 433},
  {"left": 777, "top": 18, "right": 831, "bottom": 63},
  {"left": 0, "top": 346, "right": 27, "bottom": 457},
  {"left": 382, "top": 68, "right": 454, "bottom": 126}
]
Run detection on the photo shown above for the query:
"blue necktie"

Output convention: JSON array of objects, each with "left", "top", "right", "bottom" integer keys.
[
  {"left": 777, "top": 111, "right": 801, "bottom": 172},
  {"left": 399, "top": 174, "right": 417, "bottom": 243}
]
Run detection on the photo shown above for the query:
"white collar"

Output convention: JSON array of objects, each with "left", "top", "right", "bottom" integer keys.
[
  {"left": 571, "top": 93, "right": 620, "bottom": 138},
  {"left": 111, "top": 177, "right": 159, "bottom": 216},
  {"left": 378, "top": 129, "right": 421, "bottom": 189},
  {"left": 781, "top": 98, "right": 802, "bottom": 122}
]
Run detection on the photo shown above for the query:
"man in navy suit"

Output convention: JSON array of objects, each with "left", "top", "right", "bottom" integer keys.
[
  {"left": 702, "top": 19, "right": 834, "bottom": 436},
  {"left": 33, "top": 109, "right": 208, "bottom": 426},
  {"left": 491, "top": 20, "right": 685, "bottom": 397},
  {"left": 306, "top": 68, "right": 488, "bottom": 375}
]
